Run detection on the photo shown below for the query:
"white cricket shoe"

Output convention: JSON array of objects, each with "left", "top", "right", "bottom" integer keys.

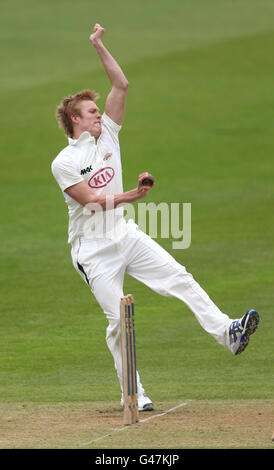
[
  {"left": 121, "top": 392, "right": 154, "bottom": 411},
  {"left": 228, "top": 309, "right": 260, "bottom": 355},
  {"left": 138, "top": 393, "right": 154, "bottom": 411}
]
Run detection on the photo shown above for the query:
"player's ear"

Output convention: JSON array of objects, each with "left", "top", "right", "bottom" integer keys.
[{"left": 70, "top": 114, "right": 79, "bottom": 124}]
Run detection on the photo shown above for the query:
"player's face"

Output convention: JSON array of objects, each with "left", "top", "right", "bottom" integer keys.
[{"left": 75, "top": 100, "right": 102, "bottom": 138}]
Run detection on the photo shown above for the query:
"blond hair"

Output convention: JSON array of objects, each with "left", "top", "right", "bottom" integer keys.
[{"left": 56, "top": 89, "right": 99, "bottom": 137}]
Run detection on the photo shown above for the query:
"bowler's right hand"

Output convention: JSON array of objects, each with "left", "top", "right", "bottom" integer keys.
[{"left": 136, "top": 172, "right": 153, "bottom": 199}]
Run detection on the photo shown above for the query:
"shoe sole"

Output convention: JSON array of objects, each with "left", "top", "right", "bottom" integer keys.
[
  {"left": 235, "top": 310, "right": 260, "bottom": 355},
  {"left": 139, "top": 403, "right": 154, "bottom": 411}
]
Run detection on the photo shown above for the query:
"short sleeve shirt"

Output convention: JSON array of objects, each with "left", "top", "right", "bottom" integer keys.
[{"left": 51, "top": 113, "right": 129, "bottom": 242}]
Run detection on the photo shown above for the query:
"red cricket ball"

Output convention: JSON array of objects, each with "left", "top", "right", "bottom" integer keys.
[{"left": 141, "top": 174, "right": 154, "bottom": 186}]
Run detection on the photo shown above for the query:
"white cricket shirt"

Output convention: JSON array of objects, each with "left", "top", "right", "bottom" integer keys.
[{"left": 51, "top": 113, "right": 134, "bottom": 243}]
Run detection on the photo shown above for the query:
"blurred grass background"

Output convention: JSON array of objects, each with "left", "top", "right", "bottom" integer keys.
[{"left": 0, "top": 0, "right": 273, "bottom": 403}]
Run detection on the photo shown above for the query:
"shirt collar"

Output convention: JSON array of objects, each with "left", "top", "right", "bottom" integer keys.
[{"left": 68, "top": 131, "right": 96, "bottom": 146}]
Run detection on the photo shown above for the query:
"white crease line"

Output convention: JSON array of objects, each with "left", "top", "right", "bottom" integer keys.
[
  {"left": 80, "top": 401, "right": 190, "bottom": 447},
  {"left": 138, "top": 401, "right": 190, "bottom": 423}
]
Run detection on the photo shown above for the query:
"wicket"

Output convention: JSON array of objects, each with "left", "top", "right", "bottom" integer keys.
[{"left": 120, "top": 294, "right": 139, "bottom": 425}]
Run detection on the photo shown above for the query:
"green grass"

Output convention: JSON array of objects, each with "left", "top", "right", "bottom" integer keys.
[{"left": 0, "top": 0, "right": 273, "bottom": 407}]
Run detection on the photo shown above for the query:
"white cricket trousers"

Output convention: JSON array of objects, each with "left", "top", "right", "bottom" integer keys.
[{"left": 71, "top": 229, "right": 231, "bottom": 394}]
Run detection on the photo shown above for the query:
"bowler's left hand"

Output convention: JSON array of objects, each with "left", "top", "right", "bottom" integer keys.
[{"left": 90, "top": 23, "right": 105, "bottom": 44}]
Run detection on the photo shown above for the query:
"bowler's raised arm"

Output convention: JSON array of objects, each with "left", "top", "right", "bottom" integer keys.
[{"left": 90, "top": 23, "right": 128, "bottom": 126}]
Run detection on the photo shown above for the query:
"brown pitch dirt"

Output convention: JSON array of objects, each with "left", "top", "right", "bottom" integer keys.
[{"left": 0, "top": 399, "right": 273, "bottom": 449}]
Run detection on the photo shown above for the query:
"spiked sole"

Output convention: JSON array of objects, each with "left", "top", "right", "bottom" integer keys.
[{"left": 235, "top": 310, "right": 260, "bottom": 355}]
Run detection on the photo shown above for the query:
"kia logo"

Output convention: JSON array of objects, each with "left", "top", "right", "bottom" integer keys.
[{"left": 88, "top": 167, "right": 115, "bottom": 188}]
